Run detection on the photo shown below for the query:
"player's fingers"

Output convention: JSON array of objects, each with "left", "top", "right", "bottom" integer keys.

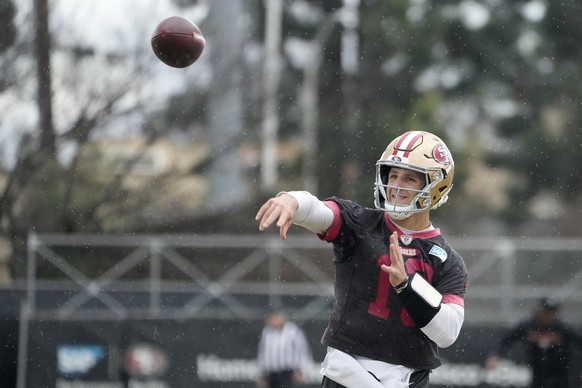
[
  {"left": 390, "top": 231, "right": 399, "bottom": 249},
  {"left": 389, "top": 232, "right": 402, "bottom": 264},
  {"left": 256, "top": 202, "right": 280, "bottom": 231},
  {"left": 275, "top": 209, "right": 292, "bottom": 228},
  {"left": 257, "top": 199, "right": 294, "bottom": 234},
  {"left": 276, "top": 212, "right": 293, "bottom": 240},
  {"left": 279, "top": 219, "right": 292, "bottom": 240},
  {"left": 389, "top": 240, "right": 399, "bottom": 264},
  {"left": 255, "top": 201, "right": 271, "bottom": 222},
  {"left": 388, "top": 232, "right": 408, "bottom": 286}
]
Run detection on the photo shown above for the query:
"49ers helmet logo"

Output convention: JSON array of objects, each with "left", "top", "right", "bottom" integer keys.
[{"left": 432, "top": 144, "right": 452, "bottom": 166}]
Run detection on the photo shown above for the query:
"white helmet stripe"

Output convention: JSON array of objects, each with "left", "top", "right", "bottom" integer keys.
[{"left": 392, "top": 131, "right": 424, "bottom": 158}]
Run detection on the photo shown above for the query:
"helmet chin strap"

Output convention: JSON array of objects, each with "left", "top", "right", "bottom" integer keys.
[{"left": 388, "top": 211, "right": 413, "bottom": 220}]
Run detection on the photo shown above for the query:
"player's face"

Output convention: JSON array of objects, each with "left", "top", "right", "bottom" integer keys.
[{"left": 386, "top": 168, "right": 425, "bottom": 206}]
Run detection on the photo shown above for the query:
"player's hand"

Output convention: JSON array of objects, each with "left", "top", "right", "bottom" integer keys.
[
  {"left": 381, "top": 231, "right": 408, "bottom": 287},
  {"left": 255, "top": 193, "right": 299, "bottom": 240}
]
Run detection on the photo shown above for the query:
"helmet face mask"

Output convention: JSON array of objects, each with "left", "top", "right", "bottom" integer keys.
[{"left": 374, "top": 131, "right": 454, "bottom": 219}]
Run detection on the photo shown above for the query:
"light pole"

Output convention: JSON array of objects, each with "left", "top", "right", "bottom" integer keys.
[{"left": 260, "top": 0, "right": 283, "bottom": 192}]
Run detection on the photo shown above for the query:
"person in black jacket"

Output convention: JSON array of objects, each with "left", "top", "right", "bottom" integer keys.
[{"left": 485, "top": 297, "right": 582, "bottom": 388}]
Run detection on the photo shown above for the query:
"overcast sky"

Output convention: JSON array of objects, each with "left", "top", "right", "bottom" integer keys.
[
  {"left": 0, "top": 0, "right": 210, "bottom": 167},
  {"left": 1, "top": 0, "right": 547, "bottom": 167}
]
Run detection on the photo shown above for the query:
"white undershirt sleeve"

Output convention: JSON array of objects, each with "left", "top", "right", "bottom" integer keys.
[
  {"left": 279, "top": 191, "right": 334, "bottom": 235},
  {"left": 420, "top": 303, "right": 464, "bottom": 348}
]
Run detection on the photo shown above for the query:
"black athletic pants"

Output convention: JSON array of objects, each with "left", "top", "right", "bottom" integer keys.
[{"left": 321, "top": 369, "right": 430, "bottom": 388}]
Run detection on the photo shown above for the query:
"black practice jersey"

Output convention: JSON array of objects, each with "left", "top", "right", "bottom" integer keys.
[{"left": 319, "top": 198, "right": 468, "bottom": 370}]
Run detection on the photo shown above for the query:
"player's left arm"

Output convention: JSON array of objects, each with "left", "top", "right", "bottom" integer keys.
[
  {"left": 413, "top": 263, "right": 466, "bottom": 348},
  {"left": 419, "top": 301, "right": 464, "bottom": 348},
  {"left": 395, "top": 273, "right": 465, "bottom": 348},
  {"left": 382, "top": 233, "right": 466, "bottom": 348}
]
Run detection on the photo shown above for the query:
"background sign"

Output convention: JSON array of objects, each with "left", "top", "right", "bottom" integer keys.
[{"left": 20, "top": 318, "right": 537, "bottom": 388}]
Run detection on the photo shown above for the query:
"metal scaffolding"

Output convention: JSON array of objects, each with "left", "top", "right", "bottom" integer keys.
[
  {"left": 16, "top": 232, "right": 582, "bottom": 388},
  {"left": 21, "top": 232, "right": 582, "bottom": 323}
]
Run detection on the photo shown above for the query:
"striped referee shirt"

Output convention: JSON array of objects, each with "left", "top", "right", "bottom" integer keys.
[{"left": 257, "top": 321, "right": 312, "bottom": 373}]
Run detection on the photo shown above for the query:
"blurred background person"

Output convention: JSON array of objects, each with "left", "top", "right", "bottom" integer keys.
[
  {"left": 256, "top": 310, "right": 313, "bottom": 388},
  {"left": 485, "top": 297, "right": 582, "bottom": 388}
]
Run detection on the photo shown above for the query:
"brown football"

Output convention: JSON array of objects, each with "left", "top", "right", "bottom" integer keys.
[{"left": 151, "top": 16, "right": 205, "bottom": 68}]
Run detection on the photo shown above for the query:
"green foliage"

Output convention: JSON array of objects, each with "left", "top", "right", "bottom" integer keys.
[{"left": 336, "top": 0, "right": 582, "bottom": 231}]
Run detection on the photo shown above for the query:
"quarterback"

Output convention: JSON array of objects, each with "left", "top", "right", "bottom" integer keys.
[{"left": 256, "top": 131, "right": 469, "bottom": 388}]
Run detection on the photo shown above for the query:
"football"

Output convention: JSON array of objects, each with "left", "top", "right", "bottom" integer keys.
[{"left": 151, "top": 16, "right": 206, "bottom": 68}]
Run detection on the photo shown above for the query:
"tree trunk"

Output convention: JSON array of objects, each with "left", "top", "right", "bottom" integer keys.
[
  {"left": 35, "top": 0, "right": 56, "bottom": 159},
  {"left": 260, "top": 0, "right": 283, "bottom": 192}
]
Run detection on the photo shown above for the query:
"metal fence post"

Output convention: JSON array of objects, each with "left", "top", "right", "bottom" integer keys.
[{"left": 499, "top": 239, "right": 516, "bottom": 321}]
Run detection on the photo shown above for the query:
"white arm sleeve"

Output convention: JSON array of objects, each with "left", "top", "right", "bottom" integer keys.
[
  {"left": 280, "top": 191, "right": 334, "bottom": 234},
  {"left": 420, "top": 303, "right": 464, "bottom": 348}
]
